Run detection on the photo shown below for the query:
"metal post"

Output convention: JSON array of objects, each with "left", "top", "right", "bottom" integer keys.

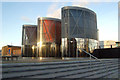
[
  {"left": 68, "top": 9, "right": 70, "bottom": 57},
  {"left": 90, "top": 55, "right": 92, "bottom": 70}
]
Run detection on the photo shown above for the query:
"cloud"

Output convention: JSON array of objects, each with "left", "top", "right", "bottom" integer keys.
[
  {"left": 46, "top": 0, "right": 108, "bottom": 19},
  {"left": 47, "top": 8, "right": 61, "bottom": 19},
  {"left": 1, "top": 0, "right": 118, "bottom": 2},
  {"left": 46, "top": 2, "right": 65, "bottom": 19},
  {"left": 47, "top": 3, "right": 59, "bottom": 15},
  {"left": 46, "top": 1, "right": 90, "bottom": 19},
  {"left": 21, "top": 16, "right": 32, "bottom": 23},
  {"left": 72, "top": 1, "right": 89, "bottom": 8}
]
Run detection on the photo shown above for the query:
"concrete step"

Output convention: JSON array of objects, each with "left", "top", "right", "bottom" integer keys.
[
  {"left": 2, "top": 59, "right": 118, "bottom": 68},
  {"left": 2, "top": 59, "right": 119, "bottom": 79},
  {"left": 103, "top": 70, "right": 118, "bottom": 78},
  {"left": 85, "top": 67, "right": 118, "bottom": 78},
  {"left": 2, "top": 59, "right": 118, "bottom": 69},
  {"left": 25, "top": 63, "right": 118, "bottom": 78},
  {"left": 2, "top": 61, "right": 102, "bottom": 73},
  {"left": 3, "top": 62, "right": 116, "bottom": 78},
  {"left": 61, "top": 66, "right": 118, "bottom": 78},
  {"left": 3, "top": 60, "right": 118, "bottom": 73},
  {"left": 2, "top": 62, "right": 110, "bottom": 78}
]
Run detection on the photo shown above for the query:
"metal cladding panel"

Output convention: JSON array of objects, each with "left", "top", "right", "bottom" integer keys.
[
  {"left": 37, "top": 17, "right": 61, "bottom": 57},
  {"left": 22, "top": 25, "right": 37, "bottom": 57},
  {"left": 56, "top": 21, "right": 61, "bottom": 44},
  {"left": 43, "top": 20, "right": 56, "bottom": 43},
  {"left": 62, "top": 6, "right": 98, "bottom": 40},
  {"left": 22, "top": 25, "right": 37, "bottom": 45},
  {"left": 38, "top": 18, "right": 61, "bottom": 44},
  {"left": 67, "top": 38, "right": 77, "bottom": 57},
  {"left": 22, "top": 45, "right": 37, "bottom": 57}
]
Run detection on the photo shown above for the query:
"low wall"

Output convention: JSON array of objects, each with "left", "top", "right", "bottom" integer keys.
[{"left": 93, "top": 48, "right": 120, "bottom": 58}]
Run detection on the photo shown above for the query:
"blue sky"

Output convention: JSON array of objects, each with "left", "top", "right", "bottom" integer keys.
[{"left": 1, "top": 2, "right": 118, "bottom": 49}]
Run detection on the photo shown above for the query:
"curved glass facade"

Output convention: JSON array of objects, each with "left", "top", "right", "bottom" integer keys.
[
  {"left": 62, "top": 6, "right": 98, "bottom": 40},
  {"left": 61, "top": 38, "right": 98, "bottom": 57},
  {"left": 61, "top": 6, "right": 98, "bottom": 57},
  {"left": 22, "top": 25, "right": 37, "bottom": 57},
  {"left": 37, "top": 17, "right": 61, "bottom": 57}
]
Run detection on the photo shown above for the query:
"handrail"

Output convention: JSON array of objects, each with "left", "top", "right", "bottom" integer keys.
[
  {"left": 80, "top": 48, "right": 109, "bottom": 77},
  {"left": 80, "top": 48, "right": 101, "bottom": 61}
]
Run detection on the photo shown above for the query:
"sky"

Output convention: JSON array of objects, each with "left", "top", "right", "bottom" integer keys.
[{"left": 0, "top": 1, "right": 119, "bottom": 49}]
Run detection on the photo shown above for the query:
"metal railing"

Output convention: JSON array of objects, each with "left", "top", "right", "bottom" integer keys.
[
  {"left": 80, "top": 48, "right": 109, "bottom": 77},
  {"left": 80, "top": 49, "right": 100, "bottom": 61}
]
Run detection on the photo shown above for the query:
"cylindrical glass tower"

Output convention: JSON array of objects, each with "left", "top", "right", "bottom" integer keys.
[
  {"left": 22, "top": 25, "right": 37, "bottom": 57},
  {"left": 61, "top": 6, "right": 98, "bottom": 57},
  {"left": 37, "top": 17, "right": 61, "bottom": 57}
]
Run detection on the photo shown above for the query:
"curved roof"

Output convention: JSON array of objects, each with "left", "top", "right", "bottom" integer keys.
[
  {"left": 62, "top": 6, "right": 96, "bottom": 15},
  {"left": 23, "top": 25, "right": 37, "bottom": 27},
  {"left": 38, "top": 17, "right": 61, "bottom": 21}
]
